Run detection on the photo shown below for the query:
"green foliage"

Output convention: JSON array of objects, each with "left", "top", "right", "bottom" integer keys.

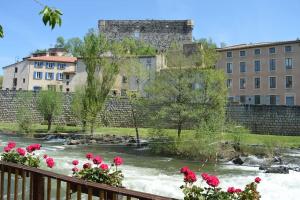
[
  {"left": 36, "top": 90, "right": 62, "bottom": 131},
  {"left": 2, "top": 150, "right": 40, "bottom": 168},
  {"left": 55, "top": 36, "right": 65, "bottom": 48},
  {"left": 120, "top": 37, "right": 157, "bottom": 56},
  {"left": 0, "top": 25, "right": 3, "bottom": 38},
  {"left": 32, "top": 49, "right": 47, "bottom": 54},
  {"left": 16, "top": 92, "right": 33, "bottom": 134},
  {"left": 64, "top": 37, "right": 83, "bottom": 57},
  {"left": 0, "top": 76, "right": 3, "bottom": 88},
  {"left": 40, "top": 6, "right": 63, "bottom": 29},
  {"left": 71, "top": 87, "right": 88, "bottom": 132}
]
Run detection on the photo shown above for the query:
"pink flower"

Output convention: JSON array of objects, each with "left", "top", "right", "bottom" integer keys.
[
  {"left": 83, "top": 163, "right": 91, "bottom": 169},
  {"left": 4, "top": 146, "right": 11, "bottom": 152},
  {"left": 100, "top": 164, "right": 109, "bottom": 171},
  {"left": 180, "top": 166, "right": 190, "bottom": 175},
  {"left": 31, "top": 144, "right": 41, "bottom": 150},
  {"left": 201, "top": 173, "right": 210, "bottom": 181},
  {"left": 72, "top": 160, "right": 79, "bottom": 166},
  {"left": 16, "top": 148, "right": 26, "bottom": 156},
  {"left": 72, "top": 167, "right": 79, "bottom": 172},
  {"left": 43, "top": 154, "right": 48, "bottom": 159},
  {"left": 255, "top": 177, "right": 261, "bottom": 183},
  {"left": 184, "top": 170, "right": 197, "bottom": 183},
  {"left": 92, "top": 156, "right": 103, "bottom": 165},
  {"left": 206, "top": 175, "right": 220, "bottom": 187},
  {"left": 113, "top": 156, "right": 123, "bottom": 166},
  {"left": 86, "top": 153, "right": 93, "bottom": 160},
  {"left": 46, "top": 157, "right": 55, "bottom": 168},
  {"left": 235, "top": 188, "right": 242, "bottom": 193},
  {"left": 7, "top": 141, "right": 16, "bottom": 149},
  {"left": 26, "top": 145, "right": 34, "bottom": 153},
  {"left": 227, "top": 187, "right": 235, "bottom": 193}
]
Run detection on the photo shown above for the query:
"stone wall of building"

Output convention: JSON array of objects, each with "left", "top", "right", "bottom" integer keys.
[
  {"left": 0, "top": 91, "right": 300, "bottom": 135},
  {"left": 98, "top": 20, "right": 194, "bottom": 51}
]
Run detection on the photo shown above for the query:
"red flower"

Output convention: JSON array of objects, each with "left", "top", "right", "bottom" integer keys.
[
  {"left": 206, "top": 175, "right": 220, "bottom": 187},
  {"left": 26, "top": 145, "right": 34, "bottom": 153},
  {"left": 43, "top": 154, "right": 48, "bottom": 159},
  {"left": 46, "top": 157, "right": 55, "bottom": 168},
  {"left": 31, "top": 144, "right": 41, "bottom": 150},
  {"left": 255, "top": 177, "right": 261, "bottom": 183},
  {"left": 72, "top": 167, "right": 79, "bottom": 172},
  {"left": 235, "top": 188, "right": 242, "bottom": 193},
  {"left": 16, "top": 148, "right": 26, "bottom": 156},
  {"left": 72, "top": 160, "right": 79, "bottom": 166},
  {"left": 83, "top": 163, "right": 91, "bottom": 169},
  {"left": 7, "top": 141, "right": 16, "bottom": 149},
  {"left": 93, "top": 156, "right": 103, "bottom": 165},
  {"left": 180, "top": 166, "right": 190, "bottom": 175},
  {"left": 113, "top": 156, "right": 123, "bottom": 166},
  {"left": 86, "top": 153, "right": 93, "bottom": 160},
  {"left": 201, "top": 173, "right": 210, "bottom": 181},
  {"left": 100, "top": 164, "right": 109, "bottom": 171},
  {"left": 4, "top": 146, "right": 11, "bottom": 152},
  {"left": 227, "top": 187, "right": 235, "bottom": 193},
  {"left": 184, "top": 170, "right": 197, "bottom": 183}
]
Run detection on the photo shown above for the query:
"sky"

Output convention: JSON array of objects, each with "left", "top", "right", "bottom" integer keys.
[{"left": 0, "top": 0, "right": 300, "bottom": 75}]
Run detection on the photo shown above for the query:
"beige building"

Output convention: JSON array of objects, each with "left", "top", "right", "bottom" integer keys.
[
  {"left": 2, "top": 48, "right": 77, "bottom": 92},
  {"left": 216, "top": 40, "right": 300, "bottom": 106}
]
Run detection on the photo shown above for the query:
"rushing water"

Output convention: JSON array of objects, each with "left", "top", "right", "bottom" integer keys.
[{"left": 1, "top": 135, "right": 300, "bottom": 200}]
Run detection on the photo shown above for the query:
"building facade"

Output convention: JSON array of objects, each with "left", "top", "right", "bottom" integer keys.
[
  {"left": 216, "top": 40, "right": 300, "bottom": 105},
  {"left": 2, "top": 48, "right": 77, "bottom": 92},
  {"left": 98, "top": 19, "right": 194, "bottom": 51}
]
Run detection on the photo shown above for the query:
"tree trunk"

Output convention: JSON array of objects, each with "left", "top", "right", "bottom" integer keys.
[
  {"left": 90, "top": 122, "right": 94, "bottom": 136},
  {"left": 47, "top": 117, "right": 52, "bottom": 132},
  {"left": 130, "top": 104, "right": 140, "bottom": 148},
  {"left": 82, "top": 120, "right": 87, "bottom": 133},
  {"left": 177, "top": 122, "right": 182, "bottom": 138}
]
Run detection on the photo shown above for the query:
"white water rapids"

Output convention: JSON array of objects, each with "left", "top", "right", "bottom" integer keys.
[{"left": 1, "top": 136, "right": 300, "bottom": 199}]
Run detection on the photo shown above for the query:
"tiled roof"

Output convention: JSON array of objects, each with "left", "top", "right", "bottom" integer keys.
[
  {"left": 27, "top": 56, "right": 77, "bottom": 63},
  {"left": 217, "top": 39, "right": 300, "bottom": 51}
]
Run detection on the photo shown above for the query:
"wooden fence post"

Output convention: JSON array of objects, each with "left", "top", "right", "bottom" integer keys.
[{"left": 32, "top": 173, "right": 45, "bottom": 200}]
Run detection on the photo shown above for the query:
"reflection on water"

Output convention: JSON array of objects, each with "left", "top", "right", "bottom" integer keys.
[{"left": 1, "top": 135, "right": 300, "bottom": 199}]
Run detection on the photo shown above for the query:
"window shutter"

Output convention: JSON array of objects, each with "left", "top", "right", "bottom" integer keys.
[
  {"left": 33, "top": 72, "right": 37, "bottom": 79},
  {"left": 266, "top": 95, "right": 270, "bottom": 105},
  {"left": 56, "top": 73, "right": 59, "bottom": 80},
  {"left": 51, "top": 73, "right": 54, "bottom": 80},
  {"left": 276, "top": 96, "right": 280, "bottom": 105},
  {"left": 45, "top": 72, "right": 48, "bottom": 80}
]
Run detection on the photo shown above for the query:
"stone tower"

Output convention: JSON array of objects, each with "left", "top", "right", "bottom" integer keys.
[{"left": 98, "top": 19, "right": 194, "bottom": 51}]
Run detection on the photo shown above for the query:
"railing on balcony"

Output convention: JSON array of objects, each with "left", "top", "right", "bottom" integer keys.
[{"left": 0, "top": 161, "right": 174, "bottom": 200}]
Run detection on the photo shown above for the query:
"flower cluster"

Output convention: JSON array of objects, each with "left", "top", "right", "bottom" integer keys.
[
  {"left": 71, "top": 153, "right": 124, "bottom": 187},
  {"left": 1, "top": 141, "right": 54, "bottom": 169},
  {"left": 180, "top": 166, "right": 261, "bottom": 200}
]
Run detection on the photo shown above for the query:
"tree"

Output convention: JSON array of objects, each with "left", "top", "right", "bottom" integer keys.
[
  {"left": 0, "top": 76, "right": 3, "bottom": 89},
  {"left": 37, "top": 90, "right": 62, "bottom": 131},
  {"left": 71, "top": 86, "right": 88, "bottom": 132},
  {"left": 145, "top": 40, "right": 227, "bottom": 138},
  {"left": 65, "top": 37, "right": 83, "bottom": 57},
  {"left": 0, "top": 0, "right": 62, "bottom": 38},
  {"left": 55, "top": 36, "right": 65, "bottom": 48}
]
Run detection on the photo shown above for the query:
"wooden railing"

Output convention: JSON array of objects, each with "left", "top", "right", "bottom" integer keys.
[{"left": 0, "top": 161, "right": 174, "bottom": 200}]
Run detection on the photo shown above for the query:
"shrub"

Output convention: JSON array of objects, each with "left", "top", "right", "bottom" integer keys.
[
  {"left": 71, "top": 153, "right": 124, "bottom": 187},
  {"left": 180, "top": 166, "right": 261, "bottom": 200},
  {"left": 1, "top": 141, "right": 55, "bottom": 168},
  {"left": 16, "top": 106, "right": 33, "bottom": 134}
]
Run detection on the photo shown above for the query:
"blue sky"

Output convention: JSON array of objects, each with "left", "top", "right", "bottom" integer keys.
[{"left": 1, "top": 0, "right": 300, "bottom": 74}]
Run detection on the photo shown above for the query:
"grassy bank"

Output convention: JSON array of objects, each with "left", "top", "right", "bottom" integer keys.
[{"left": 1, "top": 122, "right": 300, "bottom": 148}]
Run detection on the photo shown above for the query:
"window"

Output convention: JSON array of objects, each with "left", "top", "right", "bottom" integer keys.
[
  {"left": 240, "top": 95, "right": 246, "bottom": 104},
  {"left": 66, "top": 81, "right": 69, "bottom": 86},
  {"left": 285, "top": 58, "right": 293, "bottom": 70},
  {"left": 46, "top": 62, "right": 55, "bottom": 69},
  {"left": 285, "top": 45, "right": 292, "bottom": 52},
  {"left": 227, "top": 52, "right": 232, "bottom": 58},
  {"left": 33, "top": 86, "right": 42, "bottom": 91},
  {"left": 269, "top": 59, "right": 276, "bottom": 71},
  {"left": 270, "top": 95, "right": 277, "bottom": 105},
  {"left": 227, "top": 79, "right": 232, "bottom": 88},
  {"left": 33, "top": 72, "right": 43, "bottom": 79},
  {"left": 57, "top": 73, "right": 64, "bottom": 80},
  {"left": 240, "top": 50, "right": 246, "bottom": 57},
  {"left": 240, "top": 78, "right": 246, "bottom": 89},
  {"left": 269, "top": 77, "right": 276, "bottom": 89},
  {"left": 45, "top": 72, "right": 54, "bottom": 80},
  {"left": 66, "top": 74, "right": 70, "bottom": 80},
  {"left": 240, "top": 62, "right": 246, "bottom": 73},
  {"left": 254, "top": 95, "right": 260, "bottom": 105},
  {"left": 66, "top": 88, "right": 70, "bottom": 92},
  {"left": 254, "top": 49, "right": 261, "bottom": 55},
  {"left": 285, "top": 76, "right": 293, "bottom": 88},
  {"left": 286, "top": 96, "right": 295, "bottom": 106},
  {"left": 226, "top": 63, "right": 233, "bottom": 73},
  {"left": 23, "top": 78, "right": 25, "bottom": 83},
  {"left": 269, "top": 47, "right": 276, "bottom": 54},
  {"left": 133, "top": 31, "right": 140, "bottom": 39},
  {"left": 47, "top": 85, "right": 56, "bottom": 91},
  {"left": 57, "top": 63, "right": 66, "bottom": 70},
  {"left": 13, "top": 78, "right": 17, "bottom": 87},
  {"left": 254, "top": 60, "right": 260, "bottom": 72},
  {"left": 122, "top": 76, "right": 128, "bottom": 83},
  {"left": 254, "top": 77, "right": 260, "bottom": 89},
  {"left": 14, "top": 67, "right": 18, "bottom": 73},
  {"left": 34, "top": 61, "right": 44, "bottom": 68}
]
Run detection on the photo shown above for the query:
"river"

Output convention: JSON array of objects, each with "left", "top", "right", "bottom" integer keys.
[{"left": 1, "top": 134, "right": 300, "bottom": 200}]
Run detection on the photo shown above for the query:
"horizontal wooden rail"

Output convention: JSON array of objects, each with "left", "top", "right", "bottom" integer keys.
[{"left": 0, "top": 161, "right": 174, "bottom": 200}]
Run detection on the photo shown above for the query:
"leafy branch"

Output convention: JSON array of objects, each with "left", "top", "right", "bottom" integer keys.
[{"left": 0, "top": 25, "right": 3, "bottom": 38}]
